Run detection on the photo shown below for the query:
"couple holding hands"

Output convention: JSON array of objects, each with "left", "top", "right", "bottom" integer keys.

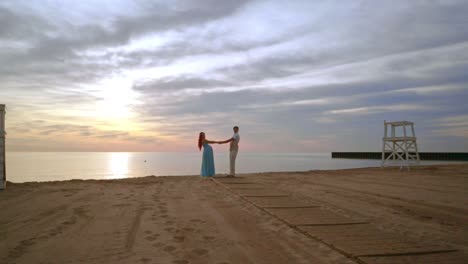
[{"left": 198, "top": 126, "right": 240, "bottom": 177}]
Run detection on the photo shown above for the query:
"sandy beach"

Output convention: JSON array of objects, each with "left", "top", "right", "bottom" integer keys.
[{"left": 1, "top": 164, "right": 467, "bottom": 264}]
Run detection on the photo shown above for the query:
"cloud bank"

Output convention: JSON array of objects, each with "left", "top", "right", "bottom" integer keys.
[{"left": 1, "top": 0, "right": 467, "bottom": 152}]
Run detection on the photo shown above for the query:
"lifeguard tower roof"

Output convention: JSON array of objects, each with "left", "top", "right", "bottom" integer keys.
[{"left": 384, "top": 121, "right": 414, "bottom": 126}]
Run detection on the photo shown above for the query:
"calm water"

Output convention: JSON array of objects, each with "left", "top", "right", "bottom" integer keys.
[{"left": 5, "top": 152, "right": 462, "bottom": 183}]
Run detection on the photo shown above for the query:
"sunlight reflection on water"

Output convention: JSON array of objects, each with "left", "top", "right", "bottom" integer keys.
[{"left": 108, "top": 152, "right": 129, "bottom": 179}]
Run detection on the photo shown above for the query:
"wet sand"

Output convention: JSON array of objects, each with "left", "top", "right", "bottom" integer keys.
[{"left": 1, "top": 164, "right": 467, "bottom": 264}]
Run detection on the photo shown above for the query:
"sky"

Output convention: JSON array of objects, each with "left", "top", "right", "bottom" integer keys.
[{"left": 0, "top": 0, "right": 467, "bottom": 152}]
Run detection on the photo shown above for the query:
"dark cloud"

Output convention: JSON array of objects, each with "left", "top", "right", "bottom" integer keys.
[
  {"left": 0, "top": 0, "right": 251, "bottom": 89},
  {"left": 0, "top": 6, "right": 53, "bottom": 39},
  {"left": 134, "top": 76, "right": 232, "bottom": 92}
]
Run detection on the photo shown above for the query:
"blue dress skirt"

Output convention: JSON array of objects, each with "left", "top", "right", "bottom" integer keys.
[{"left": 201, "top": 143, "right": 215, "bottom": 177}]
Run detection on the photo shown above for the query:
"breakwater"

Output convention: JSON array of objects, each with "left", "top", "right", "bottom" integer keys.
[{"left": 331, "top": 152, "right": 468, "bottom": 161}]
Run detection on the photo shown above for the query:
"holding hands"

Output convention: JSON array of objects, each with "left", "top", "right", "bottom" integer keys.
[{"left": 217, "top": 139, "right": 229, "bottom": 144}]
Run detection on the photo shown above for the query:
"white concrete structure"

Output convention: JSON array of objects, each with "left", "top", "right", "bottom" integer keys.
[
  {"left": 381, "top": 120, "right": 420, "bottom": 169},
  {"left": 0, "top": 104, "right": 5, "bottom": 189}
]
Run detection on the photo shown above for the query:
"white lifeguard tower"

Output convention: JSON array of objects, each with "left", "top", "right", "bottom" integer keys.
[
  {"left": 0, "top": 104, "right": 6, "bottom": 189},
  {"left": 381, "top": 120, "right": 420, "bottom": 169}
]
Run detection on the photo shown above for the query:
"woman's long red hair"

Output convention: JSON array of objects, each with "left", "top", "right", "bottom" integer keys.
[{"left": 198, "top": 132, "right": 205, "bottom": 151}]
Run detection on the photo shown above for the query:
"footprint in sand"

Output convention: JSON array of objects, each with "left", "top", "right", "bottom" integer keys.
[
  {"left": 144, "top": 230, "right": 152, "bottom": 234},
  {"left": 145, "top": 236, "right": 156, "bottom": 241},
  {"left": 173, "top": 236, "right": 185, "bottom": 243},
  {"left": 161, "top": 214, "right": 169, "bottom": 218},
  {"left": 21, "top": 239, "right": 35, "bottom": 247},
  {"left": 173, "top": 260, "right": 189, "bottom": 264},
  {"left": 140, "top": 257, "right": 152, "bottom": 263},
  {"left": 62, "top": 220, "right": 75, "bottom": 225},
  {"left": 189, "top": 219, "right": 206, "bottom": 224},
  {"left": 112, "top": 203, "right": 131, "bottom": 207},
  {"left": 145, "top": 234, "right": 159, "bottom": 241},
  {"left": 164, "top": 245, "right": 176, "bottom": 252},
  {"left": 203, "top": 236, "right": 215, "bottom": 241},
  {"left": 143, "top": 205, "right": 154, "bottom": 210},
  {"left": 165, "top": 220, "right": 175, "bottom": 225},
  {"left": 182, "top": 227, "right": 195, "bottom": 232},
  {"left": 37, "top": 235, "right": 49, "bottom": 240},
  {"left": 164, "top": 227, "right": 175, "bottom": 232},
  {"left": 192, "top": 248, "right": 208, "bottom": 256},
  {"left": 49, "top": 230, "right": 59, "bottom": 236}
]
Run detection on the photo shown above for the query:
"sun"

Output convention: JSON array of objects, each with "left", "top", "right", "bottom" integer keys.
[
  {"left": 97, "top": 77, "right": 137, "bottom": 118},
  {"left": 92, "top": 76, "right": 143, "bottom": 131}
]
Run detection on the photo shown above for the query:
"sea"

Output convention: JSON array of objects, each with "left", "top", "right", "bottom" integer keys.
[{"left": 4, "top": 152, "right": 462, "bottom": 183}]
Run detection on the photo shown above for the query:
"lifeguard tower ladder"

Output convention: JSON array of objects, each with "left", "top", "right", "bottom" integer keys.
[
  {"left": 381, "top": 120, "right": 420, "bottom": 169},
  {"left": 1, "top": 104, "right": 6, "bottom": 190}
]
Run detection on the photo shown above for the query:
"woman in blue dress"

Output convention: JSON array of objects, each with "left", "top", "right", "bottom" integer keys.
[{"left": 198, "top": 132, "right": 219, "bottom": 177}]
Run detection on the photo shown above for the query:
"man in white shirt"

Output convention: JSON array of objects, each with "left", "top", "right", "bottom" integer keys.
[{"left": 219, "top": 126, "right": 240, "bottom": 177}]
